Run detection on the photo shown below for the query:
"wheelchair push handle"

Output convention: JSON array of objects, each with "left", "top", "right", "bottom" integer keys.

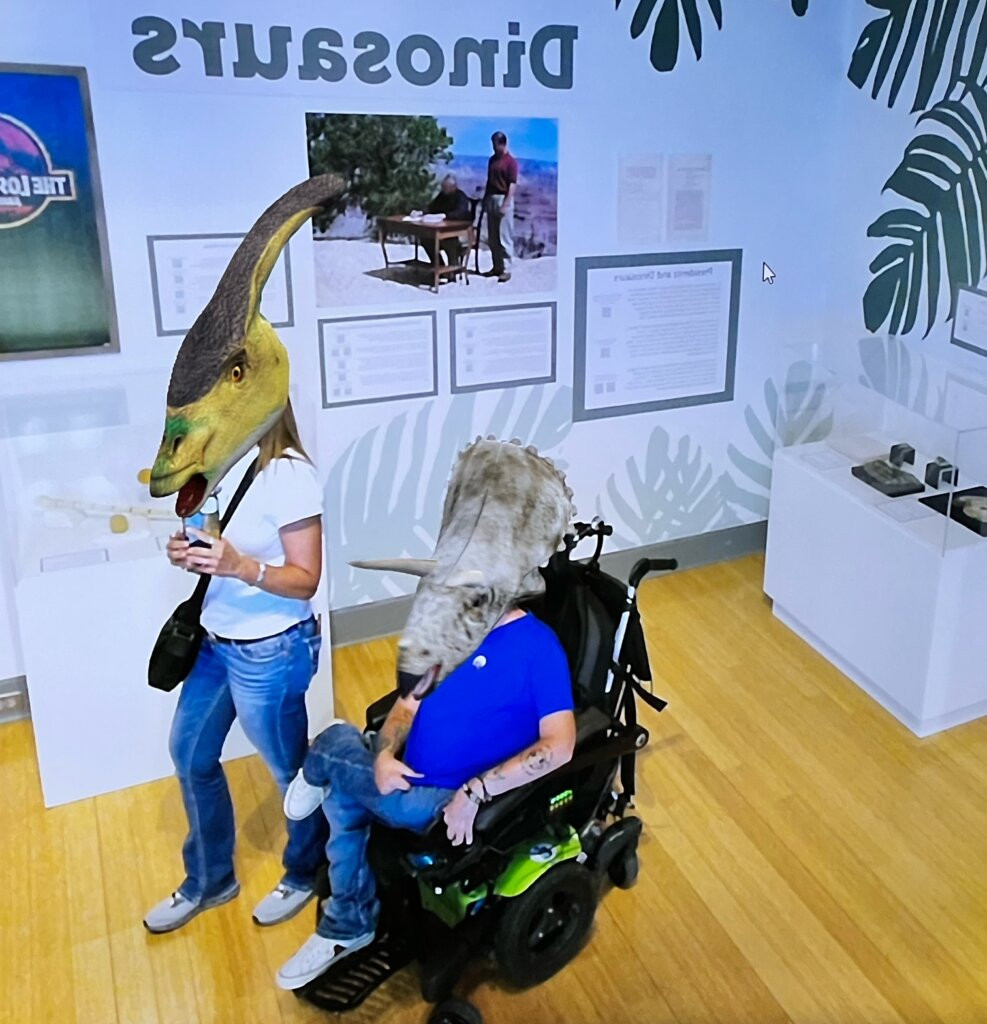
[
  {"left": 571, "top": 518, "right": 613, "bottom": 541},
  {"left": 629, "top": 557, "right": 678, "bottom": 590}
]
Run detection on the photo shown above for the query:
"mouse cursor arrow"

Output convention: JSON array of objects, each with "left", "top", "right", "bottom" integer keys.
[{"left": 762, "top": 262, "right": 776, "bottom": 284}]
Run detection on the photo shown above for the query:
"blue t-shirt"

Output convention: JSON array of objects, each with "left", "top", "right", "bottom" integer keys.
[{"left": 402, "top": 612, "right": 573, "bottom": 790}]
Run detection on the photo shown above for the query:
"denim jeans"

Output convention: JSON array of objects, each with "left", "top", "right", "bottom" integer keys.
[
  {"left": 302, "top": 722, "right": 454, "bottom": 940},
  {"left": 169, "top": 617, "right": 328, "bottom": 901}
]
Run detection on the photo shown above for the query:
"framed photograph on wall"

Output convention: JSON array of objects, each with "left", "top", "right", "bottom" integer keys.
[{"left": 0, "top": 63, "right": 118, "bottom": 361}]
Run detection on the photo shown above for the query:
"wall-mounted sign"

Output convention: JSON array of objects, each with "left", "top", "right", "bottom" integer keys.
[{"left": 0, "top": 64, "right": 118, "bottom": 361}]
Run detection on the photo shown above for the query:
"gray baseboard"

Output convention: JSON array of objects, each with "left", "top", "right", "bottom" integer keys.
[
  {"left": 329, "top": 521, "right": 767, "bottom": 648},
  {"left": 0, "top": 675, "right": 29, "bottom": 723}
]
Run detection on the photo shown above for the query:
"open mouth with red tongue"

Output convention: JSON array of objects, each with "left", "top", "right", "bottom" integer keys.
[
  {"left": 175, "top": 474, "right": 209, "bottom": 518},
  {"left": 397, "top": 664, "right": 441, "bottom": 701}
]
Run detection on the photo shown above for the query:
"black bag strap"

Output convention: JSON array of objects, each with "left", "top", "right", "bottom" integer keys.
[
  {"left": 611, "top": 660, "right": 668, "bottom": 811},
  {"left": 186, "top": 457, "right": 259, "bottom": 611}
]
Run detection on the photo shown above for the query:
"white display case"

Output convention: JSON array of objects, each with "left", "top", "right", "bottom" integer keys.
[
  {"left": 0, "top": 375, "right": 334, "bottom": 806},
  {"left": 764, "top": 338, "right": 987, "bottom": 736}
]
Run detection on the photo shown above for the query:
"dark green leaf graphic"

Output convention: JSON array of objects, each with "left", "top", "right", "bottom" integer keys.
[
  {"left": 864, "top": 79, "right": 987, "bottom": 337},
  {"left": 722, "top": 361, "right": 833, "bottom": 518},
  {"left": 848, "top": 0, "right": 986, "bottom": 112},
  {"left": 325, "top": 387, "right": 573, "bottom": 606},
  {"left": 615, "top": 0, "right": 809, "bottom": 71},
  {"left": 595, "top": 424, "right": 734, "bottom": 547},
  {"left": 615, "top": 0, "right": 724, "bottom": 71}
]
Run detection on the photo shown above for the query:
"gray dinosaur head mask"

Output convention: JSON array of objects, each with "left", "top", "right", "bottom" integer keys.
[{"left": 352, "top": 437, "right": 574, "bottom": 698}]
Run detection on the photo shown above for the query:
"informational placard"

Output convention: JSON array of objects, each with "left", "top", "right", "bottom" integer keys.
[
  {"left": 617, "top": 154, "right": 664, "bottom": 245},
  {"left": 450, "top": 303, "right": 556, "bottom": 393},
  {"left": 951, "top": 286, "right": 987, "bottom": 359},
  {"left": 666, "top": 154, "right": 712, "bottom": 243},
  {"left": 148, "top": 234, "right": 293, "bottom": 336},
  {"left": 574, "top": 251, "right": 742, "bottom": 421},
  {"left": 318, "top": 311, "right": 438, "bottom": 408}
]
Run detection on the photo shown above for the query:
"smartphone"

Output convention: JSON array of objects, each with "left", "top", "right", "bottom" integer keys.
[{"left": 183, "top": 495, "right": 220, "bottom": 548}]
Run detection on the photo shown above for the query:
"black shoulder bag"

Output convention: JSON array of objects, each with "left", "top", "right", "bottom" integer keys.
[{"left": 148, "top": 459, "right": 258, "bottom": 692}]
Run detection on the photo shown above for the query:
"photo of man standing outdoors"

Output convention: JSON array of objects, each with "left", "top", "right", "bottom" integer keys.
[{"left": 483, "top": 131, "right": 518, "bottom": 283}]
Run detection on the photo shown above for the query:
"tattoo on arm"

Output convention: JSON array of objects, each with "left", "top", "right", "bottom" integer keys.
[
  {"left": 522, "top": 746, "right": 554, "bottom": 778},
  {"left": 378, "top": 705, "right": 413, "bottom": 756}
]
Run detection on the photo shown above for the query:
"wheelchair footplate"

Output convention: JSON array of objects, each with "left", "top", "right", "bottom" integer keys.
[{"left": 295, "top": 926, "right": 415, "bottom": 1012}]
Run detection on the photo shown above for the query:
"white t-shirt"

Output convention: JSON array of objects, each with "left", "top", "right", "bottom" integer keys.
[{"left": 200, "top": 446, "right": 323, "bottom": 640}]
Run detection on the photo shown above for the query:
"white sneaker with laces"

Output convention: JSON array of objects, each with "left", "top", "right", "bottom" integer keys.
[
  {"left": 276, "top": 931, "right": 375, "bottom": 990},
  {"left": 143, "top": 880, "right": 240, "bottom": 934},
  {"left": 252, "top": 882, "right": 315, "bottom": 926},
  {"left": 284, "top": 769, "right": 329, "bottom": 821}
]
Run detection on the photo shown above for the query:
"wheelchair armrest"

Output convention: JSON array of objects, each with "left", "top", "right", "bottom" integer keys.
[
  {"left": 473, "top": 705, "right": 611, "bottom": 834},
  {"left": 365, "top": 689, "right": 399, "bottom": 732}
]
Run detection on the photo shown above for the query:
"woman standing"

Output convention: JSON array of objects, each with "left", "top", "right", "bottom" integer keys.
[{"left": 144, "top": 400, "right": 329, "bottom": 933}]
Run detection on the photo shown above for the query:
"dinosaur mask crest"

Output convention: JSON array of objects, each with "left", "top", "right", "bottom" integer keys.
[{"left": 149, "top": 173, "right": 345, "bottom": 515}]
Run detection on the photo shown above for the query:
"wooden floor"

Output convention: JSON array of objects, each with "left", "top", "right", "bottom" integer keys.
[{"left": 3, "top": 554, "right": 987, "bottom": 1024}]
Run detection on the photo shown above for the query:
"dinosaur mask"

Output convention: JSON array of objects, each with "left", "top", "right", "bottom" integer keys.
[
  {"left": 352, "top": 438, "right": 574, "bottom": 699},
  {"left": 149, "top": 173, "right": 344, "bottom": 516}
]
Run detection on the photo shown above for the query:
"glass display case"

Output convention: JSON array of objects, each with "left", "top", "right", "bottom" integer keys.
[
  {"left": 770, "top": 334, "right": 987, "bottom": 554},
  {"left": 0, "top": 373, "right": 180, "bottom": 583},
  {"left": 0, "top": 374, "right": 334, "bottom": 806},
  {"left": 764, "top": 335, "right": 987, "bottom": 737}
]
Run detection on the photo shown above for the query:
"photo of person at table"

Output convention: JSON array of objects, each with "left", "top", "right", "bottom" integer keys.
[
  {"left": 305, "top": 112, "right": 558, "bottom": 306},
  {"left": 422, "top": 174, "right": 471, "bottom": 268}
]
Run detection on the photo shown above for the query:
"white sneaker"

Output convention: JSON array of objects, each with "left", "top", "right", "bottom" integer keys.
[
  {"left": 276, "top": 931, "right": 375, "bottom": 990},
  {"left": 284, "top": 769, "right": 329, "bottom": 821},
  {"left": 252, "top": 882, "right": 316, "bottom": 926},
  {"left": 143, "top": 880, "right": 240, "bottom": 934}
]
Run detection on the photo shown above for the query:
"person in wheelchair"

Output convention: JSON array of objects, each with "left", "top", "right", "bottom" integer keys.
[{"left": 274, "top": 601, "right": 576, "bottom": 990}]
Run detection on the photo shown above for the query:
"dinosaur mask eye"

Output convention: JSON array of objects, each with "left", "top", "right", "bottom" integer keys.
[{"left": 230, "top": 363, "right": 244, "bottom": 383}]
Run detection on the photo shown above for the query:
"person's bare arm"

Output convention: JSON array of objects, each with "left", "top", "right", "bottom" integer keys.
[
  {"left": 480, "top": 710, "right": 575, "bottom": 798},
  {"left": 504, "top": 180, "right": 518, "bottom": 210},
  {"left": 185, "top": 515, "right": 323, "bottom": 600},
  {"left": 374, "top": 693, "right": 425, "bottom": 795},
  {"left": 443, "top": 710, "right": 576, "bottom": 845}
]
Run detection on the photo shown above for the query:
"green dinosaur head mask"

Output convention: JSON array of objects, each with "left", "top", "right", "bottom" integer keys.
[{"left": 149, "top": 174, "right": 344, "bottom": 516}]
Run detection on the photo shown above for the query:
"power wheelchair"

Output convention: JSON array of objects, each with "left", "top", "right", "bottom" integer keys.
[{"left": 297, "top": 519, "right": 676, "bottom": 1024}]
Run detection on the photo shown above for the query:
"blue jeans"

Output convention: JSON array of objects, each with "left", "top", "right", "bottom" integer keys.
[
  {"left": 302, "top": 722, "right": 454, "bottom": 940},
  {"left": 169, "top": 617, "right": 328, "bottom": 901}
]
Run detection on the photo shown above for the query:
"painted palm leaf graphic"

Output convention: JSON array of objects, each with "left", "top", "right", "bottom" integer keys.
[
  {"left": 324, "top": 387, "right": 573, "bottom": 606},
  {"left": 722, "top": 362, "right": 833, "bottom": 519},
  {"left": 615, "top": 0, "right": 808, "bottom": 72},
  {"left": 596, "top": 424, "right": 731, "bottom": 547},
  {"left": 864, "top": 79, "right": 987, "bottom": 337},
  {"left": 857, "top": 335, "right": 947, "bottom": 418},
  {"left": 848, "top": 0, "right": 987, "bottom": 112}
]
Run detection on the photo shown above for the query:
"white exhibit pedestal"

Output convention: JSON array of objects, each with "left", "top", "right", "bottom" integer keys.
[
  {"left": 764, "top": 441, "right": 987, "bottom": 737},
  {"left": 17, "top": 551, "right": 335, "bottom": 807}
]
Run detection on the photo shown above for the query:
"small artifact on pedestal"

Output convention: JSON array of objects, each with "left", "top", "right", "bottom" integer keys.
[
  {"left": 851, "top": 442, "right": 924, "bottom": 497},
  {"left": 924, "top": 457, "right": 958, "bottom": 489},
  {"left": 919, "top": 485, "right": 987, "bottom": 537},
  {"left": 889, "top": 443, "right": 916, "bottom": 467}
]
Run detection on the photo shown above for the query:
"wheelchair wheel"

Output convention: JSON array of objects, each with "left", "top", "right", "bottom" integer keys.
[
  {"left": 608, "top": 848, "right": 639, "bottom": 889},
  {"left": 494, "top": 862, "right": 597, "bottom": 988},
  {"left": 428, "top": 996, "right": 483, "bottom": 1024}
]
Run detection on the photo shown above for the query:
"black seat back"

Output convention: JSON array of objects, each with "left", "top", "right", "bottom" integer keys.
[{"left": 523, "top": 553, "right": 634, "bottom": 716}]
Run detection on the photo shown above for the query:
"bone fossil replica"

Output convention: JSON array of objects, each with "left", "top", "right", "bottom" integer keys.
[
  {"left": 352, "top": 436, "right": 575, "bottom": 697},
  {"left": 149, "top": 173, "right": 345, "bottom": 516}
]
